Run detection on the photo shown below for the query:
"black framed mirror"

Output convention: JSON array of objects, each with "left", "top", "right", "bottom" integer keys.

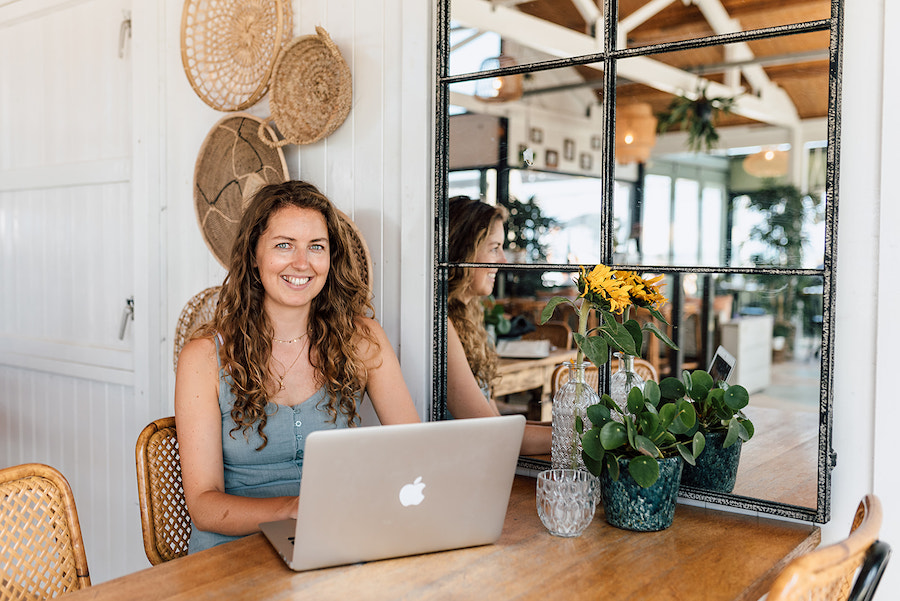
[{"left": 433, "top": 0, "right": 842, "bottom": 523}]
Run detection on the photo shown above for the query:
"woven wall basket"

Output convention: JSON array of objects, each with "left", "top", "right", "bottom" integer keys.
[
  {"left": 259, "top": 26, "right": 352, "bottom": 147},
  {"left": 181, "top": 0, "right": 293, "bottom": 112},
  {"left": 194, "top": 114, "right": 288, "bottom": 267}
]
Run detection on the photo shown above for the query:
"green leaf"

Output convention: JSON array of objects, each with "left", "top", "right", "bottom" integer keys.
[
  {"left": 659, "top": 377, "right": 685, "bottom": 400},
  {"left": 740, "top": 417, "right": 755, "bottom": 441},
  {"left": 724, "top": 417, "right": 741, "bottom": 448},
  {"left": 586, "top": 402, "right": 611, "bottom": 424},
  {"left": 575, "top": 334, "right": 610, "bottom": 367},
  {"left": 582, "top": 427, "right": 605, "bottom": 460},
  {"left": 600, "top": 327, "right": 640, "bottom": 357},
  {"left": 628, "top": 456, "right": 660, "bottom": 488},
  {"left": 658, "top": 402, "right": 677, "bottom": 430},
  {"left": 646, "top": 305, "right": 669, "bottom": 325},
  {"left": 692, "top": 431, "right": 706, "bottom": 457},
  {"left": 688, "top": 382, "right": 710, "bottom": 402},
  {"left": 575, "top": 415, "right": 584, "bottom": 435},
  {"left": 623, "top": 319, "right": 643, "bottom": 354},
  {"left": 540, "top": 297, "right": 571, "bottom": 324},
  {"left": 582, "top": 449, "right": 605, "bottom": 477},
  {"left": 676, "top": 442, "right": 696, "bottom": 466},
  {"left": 690, "top": 370, "right": 714, "bottom": 392},
  {"left": 643, "top": 321, "right": 678, "bottom": 350},
  {"left": 723, "top": 385, "right": 750, "bottom": 411},
  {"left": 496, "top": 318, "right": 511, "bottom": 335},
  {"left": 626, "top": 386, "right": 645, "bottom": 414},
  {"left": 676, "top": 398, "right": 697, "bottom": 430},
  {"left": 643, "top": 380, "right": 661, "bottom": 407},
  {"left": 605, "top": 455, "right": 620, "bottom": 481},
  {"left": 633, "top": 434, "right": 661, "bottom": 458},
  {"left": 600, "top": 421, "right": 627, "bottom": 450},
  {"left": 638, "top": 412, "right": 660, "bottom": 438},
  {"left": 624, "top": 415, "right": 636, "bottom": 449}
]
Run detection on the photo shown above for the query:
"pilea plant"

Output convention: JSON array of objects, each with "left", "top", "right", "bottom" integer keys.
[{"left": 579, "top": 380, "right": 705, "bottom": 488}]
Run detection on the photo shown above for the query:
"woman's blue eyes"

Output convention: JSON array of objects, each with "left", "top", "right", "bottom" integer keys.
[{"left": 275, "top": 242, "right": 326, "bottom": 251}]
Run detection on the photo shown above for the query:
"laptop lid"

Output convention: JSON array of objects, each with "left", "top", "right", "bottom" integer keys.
[{"left": 260, "top": 414, "right": 526, "bottom": 571}]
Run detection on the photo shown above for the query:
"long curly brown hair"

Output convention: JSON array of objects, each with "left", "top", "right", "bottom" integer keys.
[
  {"left": 448, "top": 196, "right": 507, "bottom": 391},
  {"left": 203, "top": 181, "right": 376, "bottom": 447}
]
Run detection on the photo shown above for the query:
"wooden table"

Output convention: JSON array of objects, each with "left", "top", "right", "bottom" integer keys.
[
  {"left": 496, "top": 349, "right": 576, "bottom": 420},
  {"left": 67, "top": 476, "right": 819, "bottom": 601}
]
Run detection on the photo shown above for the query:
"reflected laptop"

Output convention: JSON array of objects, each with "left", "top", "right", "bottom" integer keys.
[
  {"left": 259, "top": 414, "right": 526, "bottom": 571},
  {"left": 708, "top": 345, "right": 737, "bottom": 384}
]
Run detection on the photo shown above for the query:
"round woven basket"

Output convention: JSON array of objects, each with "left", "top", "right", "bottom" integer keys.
[
  {"left": 194, "top": 113, "right": 288, "bottom": 267},
  {"left": 181, "top": 0, "right": 293, "bottom": 111},
  {"left": 259, "top": 26, "right": 352, "bottom": 147}
]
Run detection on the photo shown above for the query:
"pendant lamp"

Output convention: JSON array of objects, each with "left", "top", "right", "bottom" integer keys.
[
  {"left": 615, "top": 103, "right": 658, "bottom": 164},
  {"left": 743, "top": 148, "right": 789, "bottom": 178},
  {"left": 474, "top": 55, "right": 523, "bottom": 103}
]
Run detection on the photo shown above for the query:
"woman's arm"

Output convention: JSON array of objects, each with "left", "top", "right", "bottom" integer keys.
[
  {"left": 358, "top": 318, "right": 421, "bottom": 425},
  {"left": 174, "top": 337, "right": 298, "bottom": 536},
  {"left": 446, "top": 320, "right": 552, "bottom": 455}
]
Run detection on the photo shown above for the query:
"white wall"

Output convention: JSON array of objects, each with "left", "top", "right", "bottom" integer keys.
[{"left": 831, "top": 0, "right": 898, "bottom": 596}]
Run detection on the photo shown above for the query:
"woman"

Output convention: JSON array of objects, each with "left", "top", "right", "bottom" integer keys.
[
  {"left": 175, "top": 181, "right": 420, "bottom": 553},
  {"left": 446, "top": 196, "right": 551, "bottom": 455}
]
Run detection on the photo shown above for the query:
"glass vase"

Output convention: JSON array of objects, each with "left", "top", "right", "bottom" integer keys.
[
  {"left": 551, "top": 361, "right": 600, "bottom": 470},
  {"left": 610, "top": 352, "right": 645, "bottom": 417}
]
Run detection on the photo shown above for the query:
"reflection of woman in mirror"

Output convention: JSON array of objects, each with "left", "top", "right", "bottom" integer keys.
[{"left": 447, "top": 196, "right": 552, "bottom": 455}]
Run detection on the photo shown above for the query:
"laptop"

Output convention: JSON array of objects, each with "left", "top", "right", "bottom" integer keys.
[{"left": 259, "top": 414, "right": 526, "bottom": 571}]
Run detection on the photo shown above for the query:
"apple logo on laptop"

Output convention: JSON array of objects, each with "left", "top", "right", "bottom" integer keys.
[{"left": 399, "top": 476, "right": 426, "bottom": 506}]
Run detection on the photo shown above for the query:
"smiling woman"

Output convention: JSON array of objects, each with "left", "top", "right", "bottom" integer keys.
[
  {"left": 445, "top": 196, "right": 552, "bottom": 455},
  {"left": 174, "top": 180, "right": 420, "bottom": 554}
]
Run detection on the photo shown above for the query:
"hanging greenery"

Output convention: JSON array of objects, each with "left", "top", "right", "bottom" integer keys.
[{"left": 657, "top": 88, "right": 737, "bottom": 153}]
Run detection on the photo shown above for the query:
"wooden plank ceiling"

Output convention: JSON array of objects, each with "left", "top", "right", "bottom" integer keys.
[{"left": 482, "top": 0, "right": 831, "bottom": 127}]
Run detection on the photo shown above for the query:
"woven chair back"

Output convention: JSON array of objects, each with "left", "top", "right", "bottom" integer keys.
[
  {"left": 0, "top": 463, "right": 91, "bottom": 598},
  {"left": 766, "top": 495, "right": 885, "bottom": 601},
  {"left": 135, "top": 417, "right": 192, "bottom": 565},
  {"left": 549, "top": 357, "right": 659, "bottom": 398}
]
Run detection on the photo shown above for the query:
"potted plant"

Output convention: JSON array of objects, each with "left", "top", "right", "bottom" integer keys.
[
  {"left": 539, "top": 265, "right": 675, "bottom": 470},
  {"left": 580, "top": 381, "right": 704, "bottom": 531},
  {"left": 482, "top": 296, "right": 511, "bottom": 346},
  {"left": 660, "top": 369, "right": 754, "bottom": 493},
  {"left": 656, "top": 87, "right": 737, "bottom": 153}
]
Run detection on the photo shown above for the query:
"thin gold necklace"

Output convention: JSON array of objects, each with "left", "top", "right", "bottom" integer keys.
[
  {"left": 273, "top": 332, "right": 308, "bottom": 344},
  {"left": 272, "top": 336, "right": 308, "bottom": 391}
]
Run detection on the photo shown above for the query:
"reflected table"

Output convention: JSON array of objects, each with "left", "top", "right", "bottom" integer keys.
[
  {"left": 496, "top": 348, "right": 577, "bottom": 420},
  {"left": 66, "top": 476, "right": 819, "bottom": 601}
]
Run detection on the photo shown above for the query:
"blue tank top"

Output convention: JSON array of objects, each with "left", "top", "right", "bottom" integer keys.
[{"left": 188, "top": 344, "right": 354, "bottom": 553}]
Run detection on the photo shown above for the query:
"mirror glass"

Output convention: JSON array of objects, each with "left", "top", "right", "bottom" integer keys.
[{"left": 437, "top": 0, "right": 838, "bottom": 522}]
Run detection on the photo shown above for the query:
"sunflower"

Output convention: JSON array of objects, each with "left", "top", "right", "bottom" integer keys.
[
  {"left": 616, "top": 271, "right": 668, "bottom": 311},
  {"left": 578, "top": 265, "right": 633, "bottom": 314}
]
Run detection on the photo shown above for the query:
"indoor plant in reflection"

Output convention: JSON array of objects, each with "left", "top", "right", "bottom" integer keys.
[
  {"left": 580, "top": 382, "right": 705, "bottom": 531},
  {"left": 664, "top": 369, "right": 755, "bottom": 493},
  {"left": 540, "top": 265, "right": 676, "bottom": 470},
  {"left": 482, "top": 295, "right": 511, "bottom": 346}
]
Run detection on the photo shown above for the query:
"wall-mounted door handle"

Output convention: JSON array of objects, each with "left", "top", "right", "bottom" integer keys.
[{"left": 119, "top": 296, "right": 134, "bottom": 340}]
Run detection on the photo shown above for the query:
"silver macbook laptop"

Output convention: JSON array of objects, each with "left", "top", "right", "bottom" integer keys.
[{"left": 259, "top": 414, "right": 526, "bottom": 571}]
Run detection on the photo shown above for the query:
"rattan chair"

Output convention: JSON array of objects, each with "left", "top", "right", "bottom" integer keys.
[
  {"left": 767, "top": 494, "right": 889, "bottom": 601},
  {"left": 172, "top": 209, "right": 372, "bottom": 372},
  {"left": 522, "top": 320, "right": 573, "bottom": 350},
  {"left": 135, "top": 417, "right": 192, "bottom": 565},
  {"left": 549, "top": 357, "right": 659, "bottom": 398},
  {"left": 0, "top": 463, "right": 91, "bottom": 598}
]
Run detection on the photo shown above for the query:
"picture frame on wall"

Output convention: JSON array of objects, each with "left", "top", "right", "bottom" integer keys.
[
  {"left": 563, "top": 138, "right": 575, "bottom": 161},
  {"left": 579, "top": 152, "right": 592, "bottom": 170},
  {"left": 545, "top": 149, "right": 559, "bottom": 168},
  {"left": 591, "top": 135, "right": 602, "bottom": 150},
  {"left": 530, "top": 127, "right": 543, "bottom": 143}
]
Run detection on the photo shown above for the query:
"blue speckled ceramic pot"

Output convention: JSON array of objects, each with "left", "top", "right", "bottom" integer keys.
[
  {"left": 681, "top": 430, "right": 742, "bottom": 493},
  {"left": 600, "top": 456, "right": 683, "bottom": 531}
]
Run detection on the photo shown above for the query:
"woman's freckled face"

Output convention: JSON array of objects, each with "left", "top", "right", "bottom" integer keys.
[{"left": 255, "top": 206, "right": 330, "bottom": 311}]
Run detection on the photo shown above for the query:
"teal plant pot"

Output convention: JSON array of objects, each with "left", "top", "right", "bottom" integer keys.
[
  {"left": 599, "top": 456, "right": 683, "bottom": 532},
  {"left": 681, "top": 430, "right": 742, "bottom": 493}
]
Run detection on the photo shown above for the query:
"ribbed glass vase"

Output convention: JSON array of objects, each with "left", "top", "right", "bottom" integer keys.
[
  {"left": 551, "top": 361, "right": 600, "bottom": 470},
  {"left": 610, "top": 352, "right": 645, "bottom": 417}
]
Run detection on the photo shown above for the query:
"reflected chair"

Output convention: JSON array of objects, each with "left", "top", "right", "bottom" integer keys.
[
  {"left": 0, "top": 463, "right": 91, "bottom": 598},
  {"left": 135, "top": 417, "right": 191, "bottom": 564},
  {"left": 522, "top": 320, "right": 573, "bottom": 350},
  {"left": 766, "top": 494, "right": 890, "bottom": 601},
  {"left": 549, "top": 357, "right": 659, "bottom": 398}
]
